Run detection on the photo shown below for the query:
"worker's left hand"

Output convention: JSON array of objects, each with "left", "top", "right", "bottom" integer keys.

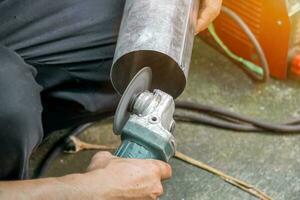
[{"left": 196, "top": 0, "right": 223, "bottom": 34}]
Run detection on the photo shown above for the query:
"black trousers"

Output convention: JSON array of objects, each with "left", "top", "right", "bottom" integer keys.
[{"left": 0, "top": 0, "right": 125, "bottom": 180}]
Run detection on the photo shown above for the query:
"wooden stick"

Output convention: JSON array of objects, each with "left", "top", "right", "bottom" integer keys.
[
  {"left": 175, "top": 151, "right": 272, "bottom": 200},
  {"left": 66, "top": 136, "right": 116, "bottom": 153}
]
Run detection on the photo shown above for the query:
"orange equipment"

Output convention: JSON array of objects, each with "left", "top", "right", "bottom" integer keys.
[{"left": 201, "top": 0, "right": 300, "bottom": 80}]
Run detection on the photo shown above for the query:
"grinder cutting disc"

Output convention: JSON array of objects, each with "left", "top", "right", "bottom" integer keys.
[{"left": 113, "top": 67, "right": 152, "bottom": 135}]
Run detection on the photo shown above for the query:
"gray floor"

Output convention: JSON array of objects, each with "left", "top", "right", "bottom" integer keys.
[{"left": 30, "top": 38, "right": 300, "bottom": 200}]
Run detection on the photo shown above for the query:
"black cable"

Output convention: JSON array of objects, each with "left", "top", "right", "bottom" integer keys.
[
  {"left": 175, "top": 101, "right": 300, "bottom": 133},
  {"left": 175, "top": 113, "right": 300, "bottom": 134},
  {"left": 32, "top": 123, "right": 94, "bottom": 179},
  {"left": 32, "top": 111, "right": 115, "bottom": 179},
  {"left": 176, "top": 101, "right": 252, "bottom": 125},
  {"left": 175, "top": 114, "right": 261, "bottom": 132}
]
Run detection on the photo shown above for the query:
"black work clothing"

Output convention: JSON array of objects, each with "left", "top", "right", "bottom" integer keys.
[{"left": 0, "top": 0, "right": 125, "bottom": 180}]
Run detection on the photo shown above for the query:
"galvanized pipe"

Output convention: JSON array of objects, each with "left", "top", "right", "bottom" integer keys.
[{"left": 111, "top": 0, "right": 199, "bottom": 98}]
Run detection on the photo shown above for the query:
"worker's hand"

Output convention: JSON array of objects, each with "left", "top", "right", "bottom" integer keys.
[
  {"left": 0, "top": 152, "right": 171, "bottom": 200},
  {"left": 63, "top": 151, "right": 172, "bottom": 200},
  {"left": 196, "top": 0, "right": 223, "bottom": 34}
]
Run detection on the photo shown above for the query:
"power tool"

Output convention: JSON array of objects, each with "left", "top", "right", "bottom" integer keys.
[
  {"left": 110, "top": 0, "right": 199, "bottom": 161},
  {"left": 113, "top": 67, "right": 176, "bottom": 161}
]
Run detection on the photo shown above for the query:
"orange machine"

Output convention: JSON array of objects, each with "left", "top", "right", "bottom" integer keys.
[{"left": 201, "top": 0, "right": 300, "bottom": 80}]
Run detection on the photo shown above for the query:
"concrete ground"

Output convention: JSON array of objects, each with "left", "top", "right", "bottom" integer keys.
[{"left": 30, "top": 38, "right": 300, "bottom": 200}]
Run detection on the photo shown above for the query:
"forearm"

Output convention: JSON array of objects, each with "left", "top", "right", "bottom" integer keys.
[{"left": 0, "top": 174, "right": 83, "bottom": 200}]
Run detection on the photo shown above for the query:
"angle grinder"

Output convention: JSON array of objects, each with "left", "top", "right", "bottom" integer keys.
[{"left": 113, "top": 67, "right": 176, "bottom": 161}]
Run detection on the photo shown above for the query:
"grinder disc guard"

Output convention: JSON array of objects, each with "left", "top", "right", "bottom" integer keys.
[{"left": 113, "top": 67, "right": 152, "bottom": 135}]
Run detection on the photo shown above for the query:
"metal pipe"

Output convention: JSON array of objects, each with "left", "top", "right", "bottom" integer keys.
[{"left": 111, "top": 0, "right": 199, "bottom": 98}]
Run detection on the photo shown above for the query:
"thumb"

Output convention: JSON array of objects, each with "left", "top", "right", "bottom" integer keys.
[{"left": 87, "top": 151, "right": 115, "bottom": 171}]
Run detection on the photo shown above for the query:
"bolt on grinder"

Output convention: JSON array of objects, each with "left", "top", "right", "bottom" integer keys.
[{"left": 111, "top": 0, "right": 199, "bottom": 162}]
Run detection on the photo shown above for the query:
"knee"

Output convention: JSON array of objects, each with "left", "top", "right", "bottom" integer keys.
[
  {"left": 0, "top": 138, "right": 30, "bottom": 180},
  {"left": 0, "top": 105, "right": 43, "bottom": 180},
  {"left": 0, "top": 103, "right": 43, "bottom": 150},
  {"left": 0, "top": 131, "right": 33, "bottom": 180}
]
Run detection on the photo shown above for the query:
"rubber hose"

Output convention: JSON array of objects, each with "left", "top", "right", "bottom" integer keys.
[{"left": 221, "top": 6, "right": 270, "bottom": 82}]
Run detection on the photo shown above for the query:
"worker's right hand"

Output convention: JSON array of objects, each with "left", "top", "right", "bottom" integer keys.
[
  {"left": 60, "top": 151, "right": 172, "bottom": 200},
  {"left": 196, "top": 0, "right": 223, "bottom": 34}
]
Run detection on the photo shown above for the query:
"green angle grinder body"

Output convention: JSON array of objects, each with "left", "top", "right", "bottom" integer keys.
[{"left": 113, "top": 67, "right": 176, "bottom": 161}]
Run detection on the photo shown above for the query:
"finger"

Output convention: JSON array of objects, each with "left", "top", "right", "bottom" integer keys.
[
  {"left": 156, "top": 183, "right": 164, "bottom": 196},
  {"left": 87, "top": 151, "right": 115, "bottom": 171},
  {"left": 151, "top": 161, "right": 172, "bottom": 180},
  {"left": 150, "top": 183, "right": 164, "bottom": 199},
  {"left": 196, "top": 0, "right": 222, "bottom": 33}
]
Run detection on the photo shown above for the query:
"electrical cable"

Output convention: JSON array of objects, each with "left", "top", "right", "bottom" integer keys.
[
  {"left": 32, "top": 123, "right": 94, "bottom": 179},
  {"left": 175, "top": 101, "right": 300, "bottom": 133},
  {"left": 32, "top": 110, "right": 116, "bottom": 178},
  {"left": 176, "top": 101, "right": 279, "bottom": 126},
  {"left": 174, "top": 114, "right": 261, "bottom": 132},
  {"left": 208, "top": 6, "right": 270, "bottom": 82}
]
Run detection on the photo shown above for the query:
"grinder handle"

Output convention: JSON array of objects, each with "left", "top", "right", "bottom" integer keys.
[{"left": 114, "top": 140, "right": 159, "bottom": 160}]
